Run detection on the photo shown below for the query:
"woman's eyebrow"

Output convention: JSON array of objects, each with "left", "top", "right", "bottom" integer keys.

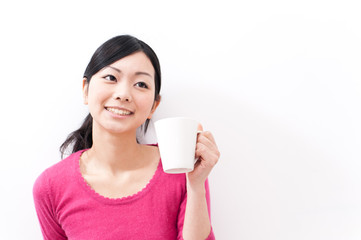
[
  {"left": 107, "top": 66, "right": 121, "bottom": 73},
  {"left": 106, "top": 66, "right": 153, "bottom": 78},
  {"left": 135, "top": 71, "right": 153, "bottom": 78}
]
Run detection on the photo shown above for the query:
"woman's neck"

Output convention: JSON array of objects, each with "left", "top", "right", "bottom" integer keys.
[{"left": 85, "top": 123, "right": 145, "bottom": 175}]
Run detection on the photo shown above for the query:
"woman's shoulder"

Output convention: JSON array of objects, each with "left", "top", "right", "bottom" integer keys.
[
  {"left": 46, "top": 150, "right": 84, "bottom": 176},
  {"left": 33, "top": 150, "right": 85, "bottom": 195}
]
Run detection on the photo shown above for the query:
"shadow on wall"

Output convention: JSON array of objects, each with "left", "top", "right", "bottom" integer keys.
[{"left": 137, "top": 84, "right": 348, "bottom": 239}]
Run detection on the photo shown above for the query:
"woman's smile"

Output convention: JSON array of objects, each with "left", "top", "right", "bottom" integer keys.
[
  {"left": 105, "top": 107, "right": 134, "bottom": 116},
  {"left": 105, "top": 107, "right": 134, "bottom": 119}
]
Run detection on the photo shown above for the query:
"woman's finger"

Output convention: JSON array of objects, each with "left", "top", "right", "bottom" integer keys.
[
  {"left": 195, "top": 142, "right": 220, "bottom": 166},
  {"left": 197, "top": 132, "right": 217, "bottom": 152},
  {"left": 197, "top": 131, "right": 216, "bottom": 146}
]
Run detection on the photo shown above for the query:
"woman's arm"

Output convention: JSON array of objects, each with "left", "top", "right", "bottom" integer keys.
[
  {"left": 182, "top": 128, "right": 220, "bottom": 240},
  {"left": 33, "top": 170, "right": 67, "bottom": 240},
  {"left": 182, "top": 179, "right": 214, "bottom": 240}
]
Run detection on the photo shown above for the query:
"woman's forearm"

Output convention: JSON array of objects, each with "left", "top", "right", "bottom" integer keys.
[{"left": 182, "top": 181, "right": 211, "bottom": 240}]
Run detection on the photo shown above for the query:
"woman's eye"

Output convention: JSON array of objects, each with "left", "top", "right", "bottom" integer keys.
[
  {"left": 135, "top": 82, "right": 148, "bottom": 88},
  {"left": 104, "top": 75, "right": 117, "bottom": 81}
]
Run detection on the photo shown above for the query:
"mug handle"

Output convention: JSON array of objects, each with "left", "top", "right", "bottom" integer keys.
[{"left": 194, "top": 131, "right": 203, "bottom": 164}]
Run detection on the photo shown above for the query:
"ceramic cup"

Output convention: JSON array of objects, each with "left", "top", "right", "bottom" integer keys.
[{"left": 154, "top": 117, "right": 199, "bottom": 174}]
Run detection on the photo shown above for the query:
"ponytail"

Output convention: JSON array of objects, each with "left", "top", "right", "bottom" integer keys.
[{"left": 59, "top": 114, "right": 93, "bottom": 159}]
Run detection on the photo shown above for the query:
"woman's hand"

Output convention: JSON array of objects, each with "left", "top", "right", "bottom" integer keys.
[{"left": 186, "top": 124, "right": 220, "bottom": 188}]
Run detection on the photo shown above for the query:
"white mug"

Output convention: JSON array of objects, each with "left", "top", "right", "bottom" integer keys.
[{"left": 154, "top": 117, "right": 199, "bottom": 174}]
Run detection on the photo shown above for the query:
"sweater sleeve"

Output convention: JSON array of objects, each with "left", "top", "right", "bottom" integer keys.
[
  {"left": 177, "top": 178, "right": 215, "bottom": 240},
  {"left": 33, "top": 170, "right": 67, "bottom": 240}
]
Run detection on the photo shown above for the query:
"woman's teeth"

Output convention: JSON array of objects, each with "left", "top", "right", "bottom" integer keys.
[{"left": 106, "top": 107, "right": 132, "bottom": 116}]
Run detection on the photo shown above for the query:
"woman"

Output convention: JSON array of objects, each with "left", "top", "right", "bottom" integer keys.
[{"left": 33, "top": 35, "right": 220, "bottom": 239}]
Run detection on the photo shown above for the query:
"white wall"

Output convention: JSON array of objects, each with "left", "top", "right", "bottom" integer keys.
[{"left": 1, "top": 0, "right": 360, "bottom": 239}]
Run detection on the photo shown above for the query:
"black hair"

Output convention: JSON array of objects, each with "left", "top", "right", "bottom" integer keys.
[{"left": 60, "top": 35, "right": 161, "bottom": 159}]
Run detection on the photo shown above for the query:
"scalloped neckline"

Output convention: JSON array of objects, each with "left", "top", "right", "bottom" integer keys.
[{"left": 75, "top": 149, "right": 162, "bottom": 205}]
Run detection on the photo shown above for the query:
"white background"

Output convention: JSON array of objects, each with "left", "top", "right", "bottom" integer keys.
[{"left": 0, "top": 0, "right": 360, "bottom": 239}]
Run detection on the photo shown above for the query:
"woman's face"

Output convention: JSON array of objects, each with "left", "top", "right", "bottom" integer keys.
[{"left": 83, "top": 51, "right": 159, "bottom": 135}]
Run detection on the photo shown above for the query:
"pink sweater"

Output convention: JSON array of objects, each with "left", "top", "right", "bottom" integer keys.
[{"left": 33, "top": 149, "right": 215, "bottom": 239}]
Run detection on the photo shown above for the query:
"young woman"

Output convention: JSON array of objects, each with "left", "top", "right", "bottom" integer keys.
[{"left": 33, "top": 35, "right": 220, "bottom": 240}]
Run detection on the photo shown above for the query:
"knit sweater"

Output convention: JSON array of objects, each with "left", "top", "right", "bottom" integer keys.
[{"left": 33, "top": 149, "right": 215, "bottom": 239}]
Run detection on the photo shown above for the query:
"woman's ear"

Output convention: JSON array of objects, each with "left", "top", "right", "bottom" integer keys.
[
  {"left": 148, "top": 95, "right": 161, "bottom": 119},
  {"left": 82, "top": 78, "right": 89, "bottom": 105}
]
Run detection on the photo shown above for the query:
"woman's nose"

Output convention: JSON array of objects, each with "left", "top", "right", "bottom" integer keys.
[{"left": 113, "top": 82, "right": 132, "bottom": 102}]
